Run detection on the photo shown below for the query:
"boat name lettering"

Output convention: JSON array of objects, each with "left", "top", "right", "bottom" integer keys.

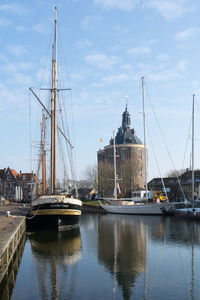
[{"left": 50, "top": 204, "right": 69, "bottom": 208}]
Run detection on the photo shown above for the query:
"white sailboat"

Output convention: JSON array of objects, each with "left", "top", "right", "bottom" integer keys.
[
  {"left": 29, "top": 7, "right": 82, "bottom": 230},
  {"left": 100, "top": 77, "right": 170, "bottom": 215}
]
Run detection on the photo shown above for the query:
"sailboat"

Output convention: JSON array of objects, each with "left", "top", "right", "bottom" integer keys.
[
  {"left": 29, "top": 7, "right": 82, "bottom": 230},
  {"left": 99, "top": 77, "right": 170, "bottom": 215},
  {"left": 173, "top": 95, "right": 200, "bottom": 219}
]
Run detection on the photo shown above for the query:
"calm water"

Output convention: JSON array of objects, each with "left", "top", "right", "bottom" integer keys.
[{"left": 5, "top": 214, "right": 200, "bottom": 299}]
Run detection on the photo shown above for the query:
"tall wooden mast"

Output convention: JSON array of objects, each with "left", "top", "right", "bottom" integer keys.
[
  {"left": 51, "top": 7, "right": 58, "bottom": 194},
  {"left": 41, "top": 111, "right": 47, "bottom": 194}
]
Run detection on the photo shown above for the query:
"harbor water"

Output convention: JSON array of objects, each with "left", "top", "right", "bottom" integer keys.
[{"left": 2, "top": 213, "right": 200, "bottom": 300}]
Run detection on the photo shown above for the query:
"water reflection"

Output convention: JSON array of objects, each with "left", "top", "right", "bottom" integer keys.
[
  {"left": 29, "top": 229, "right": 82, "bottom": 300},
  {"left": 10, "top": 214, "right": 200, "bottom": 299},
  {"left": 98, "top": 215, "right": 148, "bottom": 299},
  {"left": 140, "top": 216, "right": 200, "bottom": 245},
  {"left": 97, "top": 214, "right": 200, "bottom": 300}
]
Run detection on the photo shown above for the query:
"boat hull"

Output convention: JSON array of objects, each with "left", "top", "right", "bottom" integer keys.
[
  {"left": 101, "top": 202, "right": 170, "bottom": 215},
  {"left": 173, "top": 208, "right": 200, "bottom": 220},
  {"left": 27, "top": 214, "right": 81, "bottom": 230},
  {"left": 28, "top": 195, "right": 82, "bottom": 230}
]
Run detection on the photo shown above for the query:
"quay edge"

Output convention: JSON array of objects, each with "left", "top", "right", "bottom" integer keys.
[{"left": 0, "top": 216, "right": 26, "bottom": 287}]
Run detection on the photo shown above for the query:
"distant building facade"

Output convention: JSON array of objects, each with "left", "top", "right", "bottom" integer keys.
[
  {"left": 148, "top": 169, "right": 200, "bottom": 201},
  {"left": 0, "top": 167, "right": 40, "bottom": 202},
  {"left": 97, "top": 105, "right": 147, "bottom": 198}
]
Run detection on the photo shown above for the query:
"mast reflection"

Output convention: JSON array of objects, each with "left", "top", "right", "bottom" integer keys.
[
  {"left": 29, "top": 229, "right": 82, "bottom": 300},
  {"left": 98, "top": 215, "right": 148, "bottom": 299}
]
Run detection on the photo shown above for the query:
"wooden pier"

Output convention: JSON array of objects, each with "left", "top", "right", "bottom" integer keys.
[{"left": 0, "top": 204, "right": 27, "bottom": 288}]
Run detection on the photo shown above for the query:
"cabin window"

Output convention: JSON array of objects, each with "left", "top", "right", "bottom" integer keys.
[{"left": 22, "top": 175, "right": 26, "bottom": 181}]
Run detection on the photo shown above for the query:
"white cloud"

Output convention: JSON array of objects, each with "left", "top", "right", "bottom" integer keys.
[
  {"left": 77, "top": 39, "right": 93, "bottom": 48},
  {"left": 81, "top": 15, "right": 102, "bottom": 30},
  {"left": 85, "top": 53, "right": 120, "bottom": 69},
  {"left": 148, "top": 70, "right": 181, "bottom": 81},
  {"left": 7, "top": 45, "right": 27, "bottom": 56},
  {"left": 0, "top": 61, "right": 32, "bottom": 86},
  {"left": 33, "top": 22, "right": 49, "bottom": 34},
  {"left": 113, "top": 26, "right": 129, "bottom": 35},
  {"left": 156, "top": 54, "right": 169, "bottom": 61},
  {"left": 0, "top": 3, "right": 28, "bottom": 15},
  {"left": 177, "top": 60, "right": 188, "bottom": 71},
  {"left": 94, "top": 0, "right": 139, "bottom": 10},
  {"left": 18, "top": 62, "right": 34, "bottom": 71},
  {"left": 174, "top": 27, "right": 200, "bottom": 40},
  {"left": 15, "top": 25, "right": 29, "bottom": 32},
  {"left": 12, "top": 73, "right": 32, "bottom": 85},
  {"left": 137, "top": 61, "right": 183, "bottom": 81},
  {"left": 101, "top": 73, "right": 130, "bottom": 84},
  {"left": 127, "top": 46, "right": 152, "bottom": 55},
  {"left": 121, "top": 64, "right": 133, "bottom": 70},
  {"left": 70, "top": 73, "right": 84, "bottom": 80},
  {"left": 144, "top": 0, "right": 195, "bottom": 21},
  {"left": 0, "top": 56, "right": 33, "bottom": 73}
]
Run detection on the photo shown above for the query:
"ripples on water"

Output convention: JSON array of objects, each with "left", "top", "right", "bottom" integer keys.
[{"left": 4, "top": 214, "right": 200, "bottom": 300}]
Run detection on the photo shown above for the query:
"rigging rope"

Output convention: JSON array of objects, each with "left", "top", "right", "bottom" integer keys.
[
  {"left": 146, "top": 122, "right": 169, "bottom": 202},
  {"left": 57, "top": 55, "right": 78, "bottom": 196},
  {"left": 182, "top": 117, "right": 192, "bottom": 170},
  {"left": 144, "top": 81, "right": 187, "bottom": 201}
]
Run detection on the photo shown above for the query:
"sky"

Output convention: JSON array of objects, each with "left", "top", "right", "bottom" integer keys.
[{"left": 1, "top": 0, "right": 200, "bottom": 182}]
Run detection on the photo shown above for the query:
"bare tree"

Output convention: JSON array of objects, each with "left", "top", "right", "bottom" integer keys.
[
  {"left": 166, "top": 169, "right": 186, "bottom": 178},
  {"left": 98, "top": 161, "right": 113, "bottom": 197},
  {"left": 82, "top": 164, "right": 98, "bottom": 190},
  {"left": 78, "top": 180, "right": 93, "bottom": 189}
]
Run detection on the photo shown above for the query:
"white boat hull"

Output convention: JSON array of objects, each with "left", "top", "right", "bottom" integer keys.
[{"left": 101, "top": 202, "right": 170, "bottom": 215}]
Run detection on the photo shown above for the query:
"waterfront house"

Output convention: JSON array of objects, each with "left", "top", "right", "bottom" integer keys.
[
  {"left": 148, "top": 169, "right": 200, "bottom": 202},
  {"left": 0, "top": 167, "right": 40, "bottom": 202}
]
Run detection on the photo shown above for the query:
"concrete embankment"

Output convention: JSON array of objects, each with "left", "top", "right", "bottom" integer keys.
[{"left": 0, "top": 203, "right": 28, "bottom": 287}]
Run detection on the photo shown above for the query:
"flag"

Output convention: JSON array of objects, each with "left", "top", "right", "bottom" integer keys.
[{"left": 100, "top": 138, "right": 103, "bottom": 143}]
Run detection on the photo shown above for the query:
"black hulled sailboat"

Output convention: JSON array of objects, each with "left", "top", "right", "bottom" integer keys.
[{"left": 29, "top": 7, "right": 82, "bottom": 230}]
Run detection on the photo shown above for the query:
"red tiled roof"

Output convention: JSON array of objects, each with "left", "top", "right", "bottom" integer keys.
[{"left": 10, "top": 169, "right": 18, "bottom": 178}]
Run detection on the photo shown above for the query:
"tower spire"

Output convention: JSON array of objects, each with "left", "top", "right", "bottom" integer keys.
[
  {"left": 122, "top": 103, "right": 131, "bottom": 130},
  {"left": 125, "top": 95, "right": 128, "bottom": 110}
]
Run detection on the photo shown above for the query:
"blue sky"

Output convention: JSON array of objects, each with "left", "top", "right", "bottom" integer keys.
[{"left": 1, "top": 0, "right": 200, "bottom": 182}]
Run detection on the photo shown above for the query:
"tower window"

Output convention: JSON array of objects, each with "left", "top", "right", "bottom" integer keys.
[
  {"left": 121, "top": 148, "right": 127, "bottom": 159},
  {"left": 138, "top": 149, "right": 142, "bottom": 160}
]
